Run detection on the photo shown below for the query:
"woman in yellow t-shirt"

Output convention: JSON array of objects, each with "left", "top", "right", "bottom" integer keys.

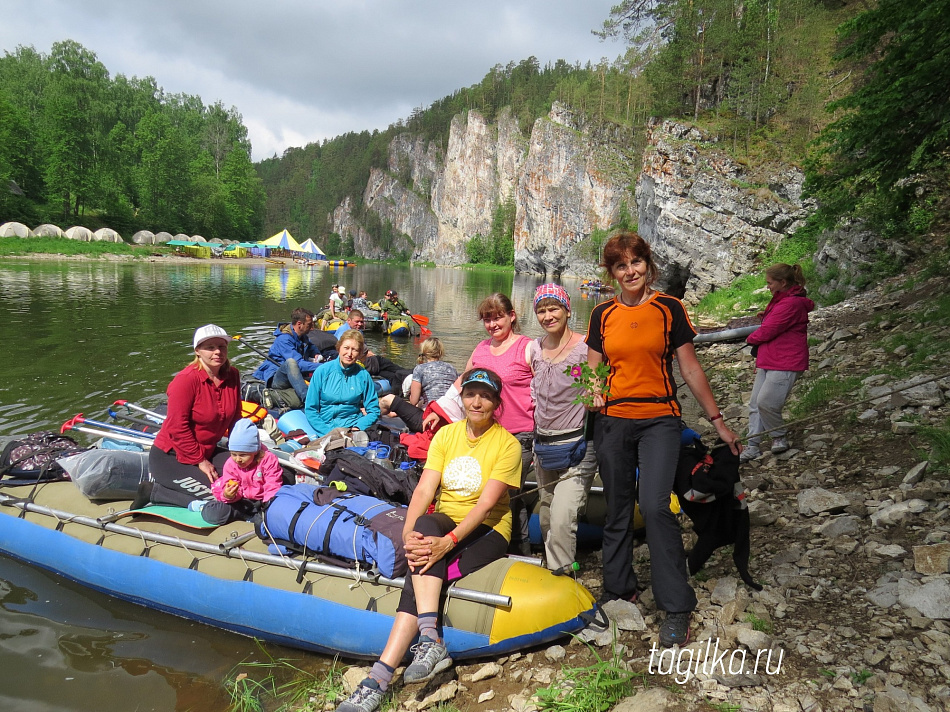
[{"left": 336, "top": 368, "right": 521, "bottom": 712}]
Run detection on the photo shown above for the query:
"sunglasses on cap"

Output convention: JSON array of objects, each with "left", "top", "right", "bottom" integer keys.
[{"left": 460, "top": 369, "right": 501, "bottom": 394}]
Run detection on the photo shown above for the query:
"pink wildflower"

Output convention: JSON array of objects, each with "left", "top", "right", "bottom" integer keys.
[{"left": 570, "top": 365, "right": 583, "bottom": 378}]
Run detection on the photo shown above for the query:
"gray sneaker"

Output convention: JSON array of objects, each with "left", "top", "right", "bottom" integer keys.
[
  {"left": 771, "top": 437, "right": 789, "bottom": 454},
  {"left": 336, "top": 679, "right": 385, "bottom": 712},
  {"left": 403, "top": 636, "right": 452, "bottom": 683},
  {"left": 739, "top": 445, "right": 761, "bottom": 463}
]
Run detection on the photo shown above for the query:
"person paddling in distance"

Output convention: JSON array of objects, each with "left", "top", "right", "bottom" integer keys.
[
  {"left": 336, "top": 368, "right": 522, "bottom": 712},
  {"left": 136, "top": 324, "right": 241, "bottom": 517},
  {"left": 530, "top": 284, "right": 597, "bottom": 572},
  {"left": 585, "top": 231, "right": 741, "bottom": 648}
]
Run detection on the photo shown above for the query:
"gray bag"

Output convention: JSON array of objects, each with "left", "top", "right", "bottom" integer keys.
[{"left": 58, "top": 449, "right": 150, "bottom": 501}]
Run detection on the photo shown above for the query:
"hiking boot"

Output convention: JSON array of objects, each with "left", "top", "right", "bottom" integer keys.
[
  {"left": 403, "top": 636, "right": 452, "bottom": 683},
  {"left": 771, "top": 438, "right": 789, "bottom": 454},
  {"left": 659, "top": 611, "right": 691, "bottom": 648},
  {"left": 336, "top": 678, "right": 385, "bottom": 712},
  {"left": 739, "top": 446, "right": 761, "bottom": 463}
]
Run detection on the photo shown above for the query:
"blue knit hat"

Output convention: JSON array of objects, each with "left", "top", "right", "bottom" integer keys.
[{"left": 228, "top": 418, "right": 260, "bottom": 453}]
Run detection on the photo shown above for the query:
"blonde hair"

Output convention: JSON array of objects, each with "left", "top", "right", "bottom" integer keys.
[
  {"left": 187, "top": 356, "right": 232, "bottom": 374},
  {"left": 765, "top": 263, "right": 806, "bottom": 289},
  {"left": 337, "top": 328, "right": 365, "bottom": 351},
  {"left": 417, "top": 337, "right": 445, "bottom": 364}
]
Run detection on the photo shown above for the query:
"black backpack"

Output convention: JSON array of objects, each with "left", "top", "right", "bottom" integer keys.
[
  {"left": 319, "top": 449, "right": 418, "bottom": 506},
  {"left": 0, "top": 432, "right": 87, "bottom": 483}
]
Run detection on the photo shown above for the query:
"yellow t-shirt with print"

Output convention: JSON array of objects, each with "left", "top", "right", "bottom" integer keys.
[{"left": 426, "top": 420, "right": 523, "bottom": 541}]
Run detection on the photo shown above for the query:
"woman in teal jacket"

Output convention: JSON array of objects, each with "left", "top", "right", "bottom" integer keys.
[{"left": 304, "top": 329, "right": 380, "bottom": 437}]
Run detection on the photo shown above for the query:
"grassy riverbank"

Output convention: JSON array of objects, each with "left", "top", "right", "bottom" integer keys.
[{"left": 0, "top": 236, "right": 147, "bottom": 258}]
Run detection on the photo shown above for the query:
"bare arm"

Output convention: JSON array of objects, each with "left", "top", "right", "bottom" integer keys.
[
  {"left": 675, "top": 342, "right": 741, "bottom": 454},
  {"left": 408, "top": 380, "right": 423, "bottom": 407},
  {"left": 586, "top": 348, "right": 605, "bottom": 410}
]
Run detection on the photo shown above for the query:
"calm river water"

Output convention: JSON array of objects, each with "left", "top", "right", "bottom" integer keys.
[{"left": 0, "top": 258, "right": 608, "bottom": 711}]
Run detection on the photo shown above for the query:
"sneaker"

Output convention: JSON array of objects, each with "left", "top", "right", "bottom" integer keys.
[
  {"left": 403, "top": 636, "right": 452, "bottom": 683},
  {"left": 771, "top": 438, "right": 789, "bottom": 454},
  {"left": 336, "top": 678, "right": 385, "bottom": 712},
  {"left": 739, "top": 446, "right": 761, "bottom": 463},
  {"left": 187, "top": 500, "right": 207, "bottom": 512},
  {"left": 659, "top": 611, "right": 691, "bottom": 648}
]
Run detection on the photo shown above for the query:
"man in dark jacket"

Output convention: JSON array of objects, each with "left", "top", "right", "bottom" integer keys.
[{"left": 251, "top": 307, "right": 322, "bottom": 402}]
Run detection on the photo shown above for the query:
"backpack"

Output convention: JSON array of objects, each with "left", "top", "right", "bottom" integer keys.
[
  {"left": 240, "top": 376, "right": 301, "bottom": 413},
  {"left": 674, "top": 434, "right": 739, "bottom": 504},
  {"left": 257, "top": 484, "right": 408, "bottom": 578},
  {"left": 320, "top": 449, "right": 418, "bottom": 505},
  {"left": 0, "top": 432, "right": 87, "bottom": 483}
]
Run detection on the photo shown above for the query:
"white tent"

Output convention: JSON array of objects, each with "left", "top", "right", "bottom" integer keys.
[{"left": 298, "top": 238, "right": 326, "bottom": 258}]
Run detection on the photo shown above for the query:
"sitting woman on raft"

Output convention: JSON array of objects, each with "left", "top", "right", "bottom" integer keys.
[
  {"left": 304, "top": 329, "right": 380, "bottom": 437},
  {"left": 336, "top": 368, "right": 522, "bottom": 712},
  {"left": 136, "top": 324, "right": 241, "bottom": 523}
]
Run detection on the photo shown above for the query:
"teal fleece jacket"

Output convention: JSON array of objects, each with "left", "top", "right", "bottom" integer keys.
[{"left": 303, "top": 359, "right": 380, "bottom": 437}]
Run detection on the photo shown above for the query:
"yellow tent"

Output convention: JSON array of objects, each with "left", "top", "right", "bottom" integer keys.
[{"left": 260, "top": 229, "right": 303, "bottom": 252}]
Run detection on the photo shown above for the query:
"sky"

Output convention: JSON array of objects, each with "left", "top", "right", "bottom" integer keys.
[{"left": 0, "top": 0, "right": 624, "bottom": 162}]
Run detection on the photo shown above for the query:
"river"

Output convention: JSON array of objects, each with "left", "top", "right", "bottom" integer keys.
[{"left": 0, "top": 258, "right": 608, "bottom": 711}]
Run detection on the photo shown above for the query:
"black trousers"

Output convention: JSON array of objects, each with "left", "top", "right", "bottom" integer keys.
[{"left": 594, "top": 414, "right": 696, "bottom": 613}]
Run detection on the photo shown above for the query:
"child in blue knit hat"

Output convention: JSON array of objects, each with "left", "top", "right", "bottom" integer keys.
[{"left": 194, "top": 418, "right": 284, "bottom": 524}]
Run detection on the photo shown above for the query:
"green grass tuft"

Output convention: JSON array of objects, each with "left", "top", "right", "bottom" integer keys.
[
  {"left": 534, "top": 641, "right": 640, "bottom": 712},
  {"left": 788, "top": 375, "right": 862, "bottom": 420}
]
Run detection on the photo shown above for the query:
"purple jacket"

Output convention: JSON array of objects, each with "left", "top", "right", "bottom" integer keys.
[{"left": 747, "top": 285, "right": 815, "bottom": 371}]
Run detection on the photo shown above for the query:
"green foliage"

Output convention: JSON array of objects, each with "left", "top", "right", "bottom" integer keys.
[
  {"left": 0, "top": 41, "right": 264, "bottom": 239},
  {"left": 744, "top": 613, "right": 773, "bottom": 634},
  {"left": 534, "top": 642, "right": 639, "bottom": 712},
  {"left": 788, "top": 375, "right": 861, "bottom": 420},
  {"left": 807, "top": 0, "right": 950, "bottom": 235},
  {"left": 709, "top": 703, "right": 742, "bottom": 712},
  {"left": 465, "top": 197, "right": 515, "bottom": 266},
  {"left": 851, "top": 669, "right": 874, "bottom": 686},
  {"left": 0, "top": 235, "right": 139, "bottom": 257},
  {"left": 694, "top": 274, "right": 770, "bottom": 321},
  {"left": 917, "top": 418, "right": 950, "bottom": 473}
]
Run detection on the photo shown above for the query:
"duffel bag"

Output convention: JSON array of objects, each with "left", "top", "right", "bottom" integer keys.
[
  {"left": 57, "top": 449, "right": 150, "bottom": 501},
  {"left": 257, "top": 483, "right": 408, "bottom": 578}
]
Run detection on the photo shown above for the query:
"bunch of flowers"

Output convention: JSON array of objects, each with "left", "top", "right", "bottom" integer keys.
[{"left": 564, "top": 361, "right": 612, "bottom": 407}]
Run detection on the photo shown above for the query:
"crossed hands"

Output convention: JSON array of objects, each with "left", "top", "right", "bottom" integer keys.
[{"left": 404, "top": 530, "right": 453, "bottom": 575}]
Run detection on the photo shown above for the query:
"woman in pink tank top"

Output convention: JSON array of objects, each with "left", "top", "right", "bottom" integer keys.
[{"left": 460, "top": 293, "right": 535, "bottom": 555}]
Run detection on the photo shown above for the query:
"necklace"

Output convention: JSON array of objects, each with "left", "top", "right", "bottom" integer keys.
[
  {"left": 619, "top": 289, "right": 652, "bottom": 307},
  {"left": 466, "top": 422, "right": 490, "bottom": 447},
  {"left": 542, "top": 333, "right": 575, "bottom": 362}
]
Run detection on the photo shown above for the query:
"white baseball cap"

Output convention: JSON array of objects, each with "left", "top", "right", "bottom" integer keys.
[
  {"left": 193, "top": 324, "right": 229, "bottom": 349},
  {"left": 338, "top": 285, "right": 346, "bottom": 294}
]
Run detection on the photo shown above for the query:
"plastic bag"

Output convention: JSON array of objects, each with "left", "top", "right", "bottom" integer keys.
[{"left": 58, "top": 449, "right": 150, "bottom": 501}]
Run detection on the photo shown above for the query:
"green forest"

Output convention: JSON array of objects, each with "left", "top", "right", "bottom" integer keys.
[
  {"left": 0, "top": 40, "right": 265, "bottom": 240},
  {"left": 1, "top": 1, "right": 947, "bottom": 257}
]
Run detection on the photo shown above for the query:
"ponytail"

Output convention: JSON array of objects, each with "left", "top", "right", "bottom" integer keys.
[{"left": 766, "top": 263, "right": 806, "bottom": 289}]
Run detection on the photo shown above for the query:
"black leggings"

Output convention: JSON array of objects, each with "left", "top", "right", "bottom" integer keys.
[
  {"left": 396, "top": 512, "right": 507, "bottom": 615},
  {"left": 147, "top": 446, "right": 240, "bottom": 524},
  {"left": 387, "top": 395, "right": 425, "bottom": 432}
]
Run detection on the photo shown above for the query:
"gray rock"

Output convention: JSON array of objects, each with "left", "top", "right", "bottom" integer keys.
[
  {"left": 858, "top": 409, "right": 880, "bottom": 421},
  {"left": 748, "top": 500, "right": 778, "bottom": 526},
  {"left": 543, "top": 645, "right": 566, "bottom": 662},
  {"left": 913, "top": 543, "right": 950, "bottom": 575},
  {"left": 867, "top": 583, "right": 899, "bottom": 609},
  {"left": 613, "top": 688, "right": 681, "bottom": 712},
  {"left": 711, "top": 577, "right": 739, "bottom": 605},
  {"left": 417, "top": 680, "right": 458, "bottom": 710},
  {"left": 736, "top": 628, "right": 774, "bottom": 653},
  {"left": 470, "top": 662, "right": 502, "bottom": 682},
  {"left": 602, "top": 599, "right": 646, "bottom": 631},
  {"left": 817, "top": 515, "right": 859, "bottom": 539},
  {"left": 872, "top": 683, "right": 935, "bottom": 712},
  {"left": 897, "top": 578, "right": 950, "bottom": 619},
  {"left": 903, "top": 461, "right": 929, "bottom": 485},
  {"left": 797, "top": 488, "right": 850, "bottom": 516},
  {"left": 871, "top": 499, "right": 929, "bottom": 526}
]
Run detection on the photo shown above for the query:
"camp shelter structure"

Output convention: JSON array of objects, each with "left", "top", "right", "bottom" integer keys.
[
  {"left": 260, "top": 229, "right": 302, "bottom": 252},
  {"left": 298, "top": 238, "right": 326, "bottom": 259}
]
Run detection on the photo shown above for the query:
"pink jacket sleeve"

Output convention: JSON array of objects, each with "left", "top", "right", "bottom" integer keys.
[
  {"left": 747, "top": 300, "right": 803, "bottom": 346},
  {"left": 259, "top": 450, "right": 285, "bottom": 502},
  {"left": 212, "top": 459, "right": 242, "bottom": 502}
]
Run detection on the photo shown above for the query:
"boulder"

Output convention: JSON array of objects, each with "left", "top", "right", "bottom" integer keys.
[
  {"left": 897, "top": 578, "right": 950, "bottom": 619},
  {"left": 797, "top": 488, "right": 850, "bottom": 516}
]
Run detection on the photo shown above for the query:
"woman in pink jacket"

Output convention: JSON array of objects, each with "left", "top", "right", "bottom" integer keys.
[{"left": 741, "top": 264, "right": 815, "bottom": 461}]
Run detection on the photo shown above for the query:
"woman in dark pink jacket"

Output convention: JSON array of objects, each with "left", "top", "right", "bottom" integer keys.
[{"left": 741, "top": 264, "right": 815, "bottom": 461}]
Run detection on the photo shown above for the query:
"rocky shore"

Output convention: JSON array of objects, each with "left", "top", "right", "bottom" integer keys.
[{"left": 330, "top": 266, "right": 950, "bottom": 712}]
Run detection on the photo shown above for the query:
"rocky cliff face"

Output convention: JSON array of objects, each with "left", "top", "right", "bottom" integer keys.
[
  {"left": 515, "top": 104, "right": 638, "bottom": 276},
  {"left": 332, "top": 103, "right": 636, "bottom": 273},
  {"left": 637, "top": 119, "right": 809, "bottom": 301}
]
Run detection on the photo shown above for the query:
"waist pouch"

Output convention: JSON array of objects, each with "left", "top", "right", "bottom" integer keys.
[
  {"left": 533, "top": 429, "right": 587, "bottom": 471},
  {"left": 257, "top": 483, "right": 407, "bottom": 577}
]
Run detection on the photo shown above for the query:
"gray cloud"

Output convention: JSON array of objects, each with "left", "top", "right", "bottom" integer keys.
[{"left": 1, "top": 0, "right": 621, "bottom": 160}]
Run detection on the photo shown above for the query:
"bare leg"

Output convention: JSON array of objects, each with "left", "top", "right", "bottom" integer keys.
[{"left": 378, "top": 612, "right": 420, "bottom": 669}]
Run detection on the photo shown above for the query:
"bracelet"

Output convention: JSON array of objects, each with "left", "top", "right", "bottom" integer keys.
[
  {"left": 447, "top": 530, "right": 459, "bottom": 547},
  {"left": 709, "top": 412, "right": 724, "bottom": 422}
]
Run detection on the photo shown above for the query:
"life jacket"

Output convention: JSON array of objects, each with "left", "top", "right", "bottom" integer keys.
[
  {"left": 257, "top": 484, "right": 408, "bottom": 578},
  {"left": 240, "top": 400, "right": 268, "bottom": 423}
]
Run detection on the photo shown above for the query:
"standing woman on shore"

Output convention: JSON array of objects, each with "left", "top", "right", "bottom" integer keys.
[
  {"left": 741, "top": 263, "right": 814, "bottom": 461},
  {"left": 137, "top": 325, "right": 241, "bottom": 521},
  {"left": 585, "top": 231, "right": 740, "bottom": 647},
  {"left": 461, "top": 293, "right": 535, "bottom": 555}
]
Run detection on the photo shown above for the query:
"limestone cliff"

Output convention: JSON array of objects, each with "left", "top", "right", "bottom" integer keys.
[
  {"left": 332, "top": 103, "right": 635, "bottom": 273},
  {"left": 637, "top": 119, "right": 809, "bottom": 301}
]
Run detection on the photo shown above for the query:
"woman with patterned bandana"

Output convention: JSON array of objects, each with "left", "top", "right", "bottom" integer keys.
[{"left": 336, "top": 368, "right": 522, "bottom": 712}]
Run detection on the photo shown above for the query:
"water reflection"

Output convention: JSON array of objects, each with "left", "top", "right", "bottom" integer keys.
[{"left": 0, "top": 261, "right": 607, "bottom": 437}]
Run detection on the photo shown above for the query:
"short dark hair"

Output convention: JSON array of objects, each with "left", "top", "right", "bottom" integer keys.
[
  {"left": 600, "top": 231, "right": 659, "bottom": 288},
  {"left": 348, "top": 309, "right": 364, "bottom": 322},
  {"left": 291, "top": 307, "right": 315, "bottom": 325}
]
